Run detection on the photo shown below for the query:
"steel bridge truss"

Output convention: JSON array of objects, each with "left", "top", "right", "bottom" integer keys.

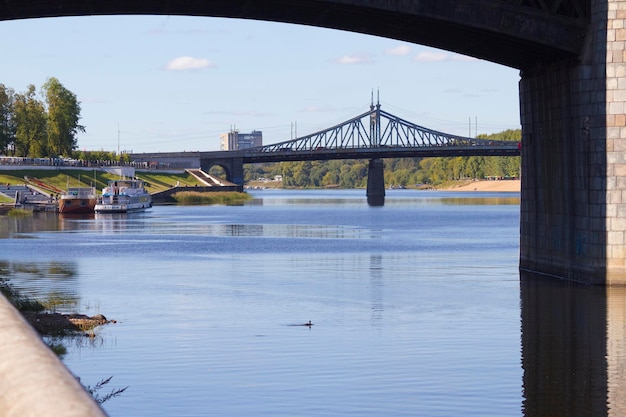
[{"left": 256, "top": 104, "right": 514, "bottom": 154}]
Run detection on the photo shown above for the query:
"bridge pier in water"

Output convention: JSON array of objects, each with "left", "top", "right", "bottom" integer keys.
[
  {"left": 366, "top": 158, "right": 385, "bottom": 207},
  {"left": 520, "top": 0, "right": 626, "bottom": 285}
]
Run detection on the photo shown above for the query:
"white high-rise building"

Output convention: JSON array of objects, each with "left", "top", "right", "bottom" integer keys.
[{"left": 220, "top": 130, "right": 263, "bottom": 151}]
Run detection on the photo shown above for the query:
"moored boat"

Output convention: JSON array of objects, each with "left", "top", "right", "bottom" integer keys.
[
  {"left": 94, "top": 179, "right": 152, "bottom": 213},
  {"left": 58, "top": 187, "right": 97, "bottom": 214}
]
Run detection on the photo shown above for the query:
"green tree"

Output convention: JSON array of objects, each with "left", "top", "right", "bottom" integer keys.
[
  {"left": 309, "top": 161, "right": 326, "bottom": 187},
  {"left": 321, "top": 170, "right": 340, "bottom": 186},
  {"left": 13, "top": 85, "right": 47, "bottom": 157},
  {"left": 280, "top": 162, "right": 296, "bottom": 187},
  {"left": 0, "top": 84, "right": 16, "bottom": 155},
  {"left": 244, "top": 163, "right": 267, "bottom": 182},
  {"left": 42, "top": 77, "right": 84, "bottom": 156},
  {"left": 465, "top": 156, "right": 484, "bottom": 179},
  {"left": 293, "top": 161, "right": 313, "bottom": 187}
]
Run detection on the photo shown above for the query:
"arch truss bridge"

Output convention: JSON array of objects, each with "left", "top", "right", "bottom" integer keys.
[{"left": 252, "top": 102, "right": 518, "bottom": 159}]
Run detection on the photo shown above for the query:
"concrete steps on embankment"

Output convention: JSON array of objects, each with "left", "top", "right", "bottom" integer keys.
[
  {"left": 0, "top": 184, "right": 51, "bottom": 204},
  {"left": 186, "top": 169, "right": 237, "bottom": 187},
  {"left": 151, "top": 169, "right": 242, "bottom": 204}
]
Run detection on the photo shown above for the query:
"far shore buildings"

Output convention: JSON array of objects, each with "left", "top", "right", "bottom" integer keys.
[{"left": 220, "top": 129, "right": 263, "bottom": 151}]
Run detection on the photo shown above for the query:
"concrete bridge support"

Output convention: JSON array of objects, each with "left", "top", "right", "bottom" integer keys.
[
  {"left": 520, "top": 0, "right": 626, "bottom": 284},
  {"left": 366, "top": 158, "right": 385, "bottom": 206},
  {"left": 200, "top": 157, "right": 244, "bottom": 186}
]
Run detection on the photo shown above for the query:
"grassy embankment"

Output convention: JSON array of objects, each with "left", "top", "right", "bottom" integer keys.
[
  {"left": 0, "top": 169, "right": 201, "bottom": 193},
  {"left": 0, "top": 169, "right": 249, "bottom": 205}
]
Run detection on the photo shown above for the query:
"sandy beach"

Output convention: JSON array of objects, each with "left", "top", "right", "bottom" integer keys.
[{"left": 443, "top": 179, "right": 520, "bottom": 192}]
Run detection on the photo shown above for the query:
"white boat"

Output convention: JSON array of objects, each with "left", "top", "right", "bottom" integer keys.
[{"left": 94, "top": 179, "right": 152, "bottom": 213}]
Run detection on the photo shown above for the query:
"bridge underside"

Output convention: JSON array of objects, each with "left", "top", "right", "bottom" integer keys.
[{"left": 0, "top": 0, "right": 586, "bottom": 69}]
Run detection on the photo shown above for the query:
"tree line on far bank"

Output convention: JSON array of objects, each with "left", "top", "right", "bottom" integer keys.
[
  {"left": 0, "top": 78, "right": 84, "bottom": 158},
  {"left": 242, "top": 129, "right": 521, "bottom": 188}
]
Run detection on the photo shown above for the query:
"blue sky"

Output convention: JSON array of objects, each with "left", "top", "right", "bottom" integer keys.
[{"left": 0, "top": 15, "right": 521, "bottom": 153}]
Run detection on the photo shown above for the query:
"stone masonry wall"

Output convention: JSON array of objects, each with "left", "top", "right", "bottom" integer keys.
[
  {"left": 519, "top": 0, "right": 625, "bottom": 284},
  {"left": 606, "top": 0, "right": 626, "bottom": 283}
]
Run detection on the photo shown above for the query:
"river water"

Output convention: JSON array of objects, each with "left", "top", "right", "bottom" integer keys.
[{"left": 0, "top": 189, "right": 623, "bottom": 416}]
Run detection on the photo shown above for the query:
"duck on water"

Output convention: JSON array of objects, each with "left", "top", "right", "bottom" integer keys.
[{"left": 288, "top": 321, "right": 313, "bottom": 327}]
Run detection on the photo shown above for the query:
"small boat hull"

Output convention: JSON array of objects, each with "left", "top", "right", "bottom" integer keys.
[
  {"left": 94, "top": 202, "right": 151, "bottom": 213},
  {"left": 59, "top": 198, "right": 97, "bottom": 214},
  {"left": 58, "top": 187, "right": 97, "bottom": 214}
]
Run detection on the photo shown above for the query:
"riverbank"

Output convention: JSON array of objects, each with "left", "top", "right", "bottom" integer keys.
[
  {"left": 246, "top": 179, "right": 521, "bottom": 192},
  {"left": 0, "top": 168, "right": 202, "bottom": 195},
  {"left": 0, "top": 166, "right": 521, "bottom": 194},
  {"left": 440, "top": 179, "right": 520, "bottom": 192}
]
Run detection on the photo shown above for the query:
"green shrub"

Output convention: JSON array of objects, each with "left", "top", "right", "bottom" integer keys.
[{"left": 172, "top": 191, "right": 252, "bottom": 206}]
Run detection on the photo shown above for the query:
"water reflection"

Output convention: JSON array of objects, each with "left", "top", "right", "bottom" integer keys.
[
  {"left": 0, "top": 260, "right": 80, "bottom": 311},
  {"left": 369, "top": 254, "right": 384, "bottom": 323},
  {"left": 0, "top": 212, "right": 60, "bottom": 237},
  {"left": 520, "top": 271, "right": 608, "bottom": 417},
  {"left": 0, "top": 259, "right": 99, "bottom": 355},
  {"left": 439, "top": 197, "right": 520, "bottom": 205},
  {"left": 253, "top": 193, "right": 520, "bottom": 207},
  {"left": 59, "top": 213, "right": 95, "bottom": 231},
  {"left": 45, "top": 332, "right": 107, "bottom": 353},
  {"left": 137, "top": 220, "right": 362, "bottom": 239},
  {"left": 607, "top": 287, "right": 626, "bottom": 416}
]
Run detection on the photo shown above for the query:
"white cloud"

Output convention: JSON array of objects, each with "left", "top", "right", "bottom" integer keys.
[
  {"left": 450, "top": 54, "right": 477, "bottom": 62},
  {"left": 204, "top": 109, "right": 273, "bottom": 118},
  {"left": 413, "top": 51, "right": 448, "bottom": 62},
  {"left": 385, "top": 45, "right": 412, "bottom": 56},
  {"left": 165, "top": 56, "right": 215, "bottom": 71},
  {"left": 413, "top": 51, "right": 477, "bottom": 63},
  {"left": 300, "top": 105, "right": 336, "bottom": 113},
  {"left": 148, "top": 28, "right": 225, "bottom": 36},
  {"left": 334, "top": 54, "right": 373, "bottom": 65}
]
